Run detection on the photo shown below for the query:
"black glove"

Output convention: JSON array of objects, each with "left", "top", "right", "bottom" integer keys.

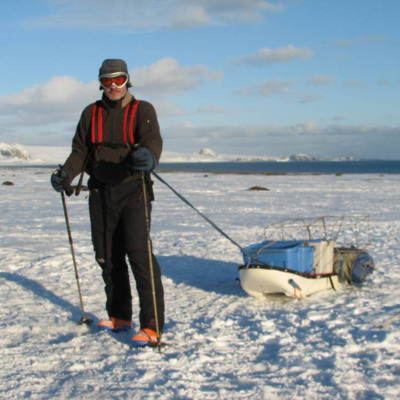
[
  {"left": 50, "top": 168, "right": 71, "bottom": 192},
  {"left": 129, "top": 147, "right": 156, "bottom": 172}
]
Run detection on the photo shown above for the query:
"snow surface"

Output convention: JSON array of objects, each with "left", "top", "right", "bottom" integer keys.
[{"left": 1, "top": 167, "right": 400, "bottom": 399}]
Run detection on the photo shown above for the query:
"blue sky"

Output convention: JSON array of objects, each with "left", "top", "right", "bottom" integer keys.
[{"left": 0, "top": 0, "right": 399, "bottom": 159}]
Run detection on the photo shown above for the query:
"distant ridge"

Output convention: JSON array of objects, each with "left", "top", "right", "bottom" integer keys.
[
  {"left": 279, "top": 154, "right": 354, "bottom": 162},
  {"left": 0, "top": 143, "right": 356, "bottom": 165},
  {"left": 170, "top": 148, "right": 355, "bottom": 163}
]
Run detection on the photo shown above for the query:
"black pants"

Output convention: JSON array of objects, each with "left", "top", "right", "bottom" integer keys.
[{"left": 88, "top": 178, "right": 164, "bottom": 332}]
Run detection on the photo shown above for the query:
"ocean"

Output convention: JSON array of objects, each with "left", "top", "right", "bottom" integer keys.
[
  {"left": 1, "top": 160, "right": 400, "bottom": 174},
  {"left": 157, "top": 160, "right": 400, "bottom": 174}
]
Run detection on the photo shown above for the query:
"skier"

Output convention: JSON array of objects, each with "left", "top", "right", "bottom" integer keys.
[{"left": 50, "top": 59, "right": 164, "bottom": 346}]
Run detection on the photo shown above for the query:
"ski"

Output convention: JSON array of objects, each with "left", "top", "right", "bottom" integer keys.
[{"left": 378, "top": 312, "right": 400, "bottom": 329}]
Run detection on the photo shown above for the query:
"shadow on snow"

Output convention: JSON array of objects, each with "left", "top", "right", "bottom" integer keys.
[
  {"left": 0, "top": 271, "right": 97, "bottom": 325},
  {"left": 158, "top": 254, "right": 245, "bottom": 297}
]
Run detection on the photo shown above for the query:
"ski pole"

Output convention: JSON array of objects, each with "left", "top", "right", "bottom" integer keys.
[
  {"left": 60, "top": 180, "right": 93, "bottom": 326},
  {"left": 141, "top": 171, "right": 162, "bottom": 351},
  {"left": 75, "top": 151, "right": 91, "bottom": 196}
]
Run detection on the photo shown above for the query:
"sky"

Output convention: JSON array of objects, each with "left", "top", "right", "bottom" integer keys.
[{"left": 0, "top": 0, "right": 399, "bottom": 160}]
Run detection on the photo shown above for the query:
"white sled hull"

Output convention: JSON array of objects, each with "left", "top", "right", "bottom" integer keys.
[{"left": 238, "top": 265, "right": 343, "bottom": 299}]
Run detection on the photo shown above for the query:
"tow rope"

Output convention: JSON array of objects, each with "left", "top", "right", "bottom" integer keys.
[{"left": 152, "top": 171, "right": 246, "bottom": 253}]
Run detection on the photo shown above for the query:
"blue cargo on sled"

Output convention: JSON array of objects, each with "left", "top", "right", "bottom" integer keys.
[{"left": 242, "top": 240, "right": 314, "bottom": 273}]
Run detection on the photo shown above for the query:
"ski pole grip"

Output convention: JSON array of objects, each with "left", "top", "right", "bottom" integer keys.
[{"left": 61, "top": 179, "right": 74, "bottom": 197}]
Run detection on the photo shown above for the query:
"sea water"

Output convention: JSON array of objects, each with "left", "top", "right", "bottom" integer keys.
[
  {"left": 157, "top": 160, "right": 400, "bottom": 174},
  {"left": 1, "top": 160, "right": 400, "bottom": 174}
]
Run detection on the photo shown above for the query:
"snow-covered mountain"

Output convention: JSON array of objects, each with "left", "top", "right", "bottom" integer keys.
[
  {"left": 162, "top": 149, "right": 355, "bottom": 163},
  {"left": 161, "top": 148, "right": 279, "bottom": 163},
  {"left": 280, "top": 154, "right": 319, "bottom": 162},
  {"left": 0, "top": 143, "right": 30, "bottom": 161},
  {"left": 195, "top": 148, "right": 220, "bottom": 158},
  {"left": 279, "top": 154, "right": 354, "bottom": 162},
  {"left": 0, "top": 142, "right": 355, "bottom": 165},
  {"left": 0, "top": 143, "right": 71, "bottom": 166}
]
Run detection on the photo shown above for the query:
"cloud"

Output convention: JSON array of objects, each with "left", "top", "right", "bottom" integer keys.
[
  {"left": 334, "top": 34, "right": 388, "bottom": 69},
  {"left": 151, "top": 101, "right": 187, "bottom": 118},
  {"left": 332, "top": 115, "right": 346, "bottom": 122},
  {"left": 307, "top": 75, "right": 335, "bottom": 86},
  {"left": 196, "top": 104, "right": 227, "bottom": 114},
  {"left": 0, "top": 77, "right": 99, "bottom": 136},
  {"left": 0, "top": 57, "right": 223, "bottom": 144},
  {"left": 343, "top": 80, "right": 366, "bottom": 88},
  {"left": 377, "top": 79, "right": 389, "bottom": 86},
  {"left": 163, "top": 121, "right": 400, "bottom": 143},
  {"left": 297, "top": 93, "right": 325, "bottom": 104},
  {"left": 235, "top": 79, "right": 298, "bottom": 96},
  {"left": 163, "top": 121, "right": 324, "bottom": 141},
  {"left": 23, "top": 0, "right": 286, "bottom": 31},
  {"left": 131, "top": 58, "right": 223, "bottom": 98},
  {"left": 236, "top": 44, "right": 314, "bottom": 65},
  {"left": 162, "top": 122, "right": 400, "bottom": 159},
  {"left": 235, "top": 79, "right": 328, "bottom": 104},
  {"left": 0, "top": 76, "right": 98, "bottom": 113},
  {"left": 335, "top": 34, "right": 387, "bottom": 47}
]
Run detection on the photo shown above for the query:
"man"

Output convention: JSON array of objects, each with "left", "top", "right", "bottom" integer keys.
[{"left": 51, "top": 59, "right": 164, "bottom": 347}]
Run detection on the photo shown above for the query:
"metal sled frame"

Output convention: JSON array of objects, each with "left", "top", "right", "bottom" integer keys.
[{"left": 263, "top": 215, "right": 371, "bottom": 250}]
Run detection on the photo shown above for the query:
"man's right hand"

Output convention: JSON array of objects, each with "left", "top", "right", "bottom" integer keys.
[{"left": 50, "top": 168, "right": 70, "bottom": 192}]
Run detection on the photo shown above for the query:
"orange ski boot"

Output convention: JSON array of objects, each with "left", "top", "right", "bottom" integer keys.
[
  {"left": 98, "top": 317, "right": 132, "bottom": 333},
  {"left": 131, "top": 328, "right": 158, "bottom": 347}
]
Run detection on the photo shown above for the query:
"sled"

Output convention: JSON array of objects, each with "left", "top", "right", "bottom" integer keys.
[{"left": 238, "top": 216, "right": 375, "bottom": 299}]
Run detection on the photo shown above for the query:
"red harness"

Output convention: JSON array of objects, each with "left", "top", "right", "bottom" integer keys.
[{"left": 91, "top": 100, "right": 141, "bottom": 148}]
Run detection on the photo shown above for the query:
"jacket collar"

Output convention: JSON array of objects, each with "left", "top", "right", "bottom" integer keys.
[{"left": 101, "top": 91, "right": 134, "bottom": 110}]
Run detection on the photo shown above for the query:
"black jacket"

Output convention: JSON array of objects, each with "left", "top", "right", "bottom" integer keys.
[{"left": 63, "top": 91, "right": 163, "bottom": 182}]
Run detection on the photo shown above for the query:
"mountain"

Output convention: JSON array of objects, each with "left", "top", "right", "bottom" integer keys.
[
  {"left": 0, "top": 143, "right": 356, "bottom": 165},
  {"left": 279, "top": 154, "right": 319, "bottom": 162},
  {"left": 0, "top": 143, "right": 71, "bottom": 165},
  {"left": 163, "top": 148, "right": 278, "bottom": 163},
  {"left": 279, "top": 154, "right": 355, "bottom": 162},
  {"left": 195, "top": 148, "right": 219, "bottom": 157}
]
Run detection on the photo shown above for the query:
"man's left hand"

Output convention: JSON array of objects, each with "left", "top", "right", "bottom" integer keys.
[{"left": 129, "top": 147, "right": 156, "bottom": 172}]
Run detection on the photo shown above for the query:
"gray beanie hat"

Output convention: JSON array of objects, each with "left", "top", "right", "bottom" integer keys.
[{"left": 99, "top": 59, "right": 132, "bottom": 88}]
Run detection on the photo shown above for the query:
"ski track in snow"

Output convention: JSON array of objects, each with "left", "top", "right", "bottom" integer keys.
[{"left": 1, "top": 168, "right": 400, "bottom": 399}]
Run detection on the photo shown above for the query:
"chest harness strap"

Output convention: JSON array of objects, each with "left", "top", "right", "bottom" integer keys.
[{"left": 91, "top": 99, "right": 141, "bottom": 149}]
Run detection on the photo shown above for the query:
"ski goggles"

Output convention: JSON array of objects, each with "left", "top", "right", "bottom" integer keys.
[{"left": 99, "top": 72, "right": 128, "bottom": 89}]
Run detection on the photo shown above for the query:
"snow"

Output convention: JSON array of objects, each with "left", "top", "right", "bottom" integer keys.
[{"left": 1, "top": 166, "right": 400, "bottom": 399}]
